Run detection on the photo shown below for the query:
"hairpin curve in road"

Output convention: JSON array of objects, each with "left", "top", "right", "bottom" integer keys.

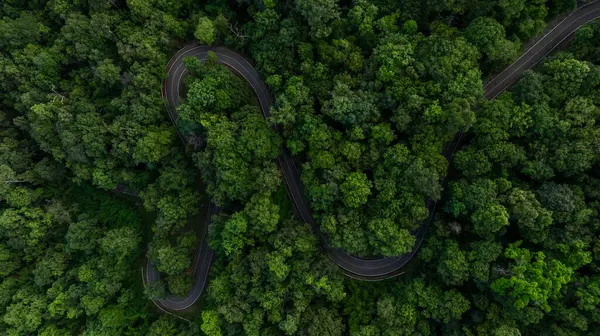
[{"left": 146, "top": 1, "right": 600, "bottom": 310}]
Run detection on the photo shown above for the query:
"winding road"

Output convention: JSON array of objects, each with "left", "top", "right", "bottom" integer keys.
[{"left": 145, "top": 0, "right": 600, "bottom": 311}]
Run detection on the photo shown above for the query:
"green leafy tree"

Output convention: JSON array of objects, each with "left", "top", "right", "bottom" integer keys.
[
  {"left": 506, "top": 188, "right": 553, "bottom": 243},
  {"left": 437, "top": 240, "right": 470, "bottom": 286},
  {"left": 471, "top": 202, "right": 509, "bottom": 235},
  {"left": 295, "top": 0, "right": 341, "bottom": 39},
  {"left": 465, "top": 17, "right": 520, "bottom": 70},
  {"left": 491, "top": 242, "right": 573, "bottom": 313},
  {"left": 195, "top": 17, "right": 216, "bottom": 45},
  {"left": 340, "top": 172, "right": 372, "bottom": 208}
]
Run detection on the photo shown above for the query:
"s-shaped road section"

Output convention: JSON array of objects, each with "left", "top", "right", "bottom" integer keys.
[{"left": 146, "top": 0, "right": 600, "bottom": 311}]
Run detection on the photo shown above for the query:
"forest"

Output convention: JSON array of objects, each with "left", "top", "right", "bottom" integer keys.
[{"left": 2, "top": 0, "right": 600, "bottom": 335}]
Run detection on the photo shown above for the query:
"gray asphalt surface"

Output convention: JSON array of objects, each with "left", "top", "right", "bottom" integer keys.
[
  {"left": 145, "top": 204, "right": 216, "bottom": 311},
  {"left": 484, "top": 1, "right": 600, "bottom": 99},
  {"left": 147, "top": 1, "right": 600, "bottom": 310}
]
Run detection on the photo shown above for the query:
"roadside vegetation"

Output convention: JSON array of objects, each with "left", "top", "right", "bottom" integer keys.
[{"left": 2, "top": 0, "right": 600, "bottom": 335}]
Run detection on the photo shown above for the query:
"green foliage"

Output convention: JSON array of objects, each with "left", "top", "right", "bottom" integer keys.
[
  {"left": 506, "top": 188, "right": 553, "bottom": 243},
  {"left": 3, "top": 0, "right": 600, "bottom": 335},
  {"left": 323, "top": 80, "right": 379, "bottom": 125},
  {"left": 465, "top": 17, "right": 520, "bottom": 70},
  {"left": 434, "top": 44, "right": 600, "bottom": 333},
  {"left": 491, "top": 242, "right": 573, "bottom": 313},
  {"left": 221, "top": 212, "right": 249, "bottom": 256},
  {"left": 368, "top": 218, "right": 416, "bottom": 255},
  {"left": 193, "top": 108, "right": 281, "bottom": 205},
  {"left": 340, "top": 172, "right": 372, "bottom": 208},
  {"left": 471, "top": 202, "right": 509, "bottom": 235},
  {"left": 437, "top": 240, "right": 470, "bottom": 286},
  {"left": 274, "top": 4, "right": 484, "bottom": 254},
  {"left": 195, "top": 17, "right": 216, "bottom": 45},
  {"left": 180, "top": 52, "right": 254, "bottom": 121},
  {"left": 206, "top": 220, "right": 345, "bottom": 335},
  {"left": 295, "top": 0, "right": 341, "bottom": 39},
  {"left": 0, "top": 162, "right": 149, "bottom": 335},
  {"left": 201, "top": 310, "right": 223, "bottom": 336}
]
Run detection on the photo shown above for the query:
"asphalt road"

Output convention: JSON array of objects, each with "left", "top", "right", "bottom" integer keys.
[
  {"left": 145, "top": 204, "right": 216, "bottom": 311},
  {"left": 147, "top": 1, "right": 600, "bottom": 310},
  {"left": 484, "top": 0, "right": 600, "bottom": 99}
]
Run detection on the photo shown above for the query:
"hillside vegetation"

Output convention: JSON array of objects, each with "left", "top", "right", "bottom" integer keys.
[{"left": 3, "top": 0, "right": 600, "bottom": 335}]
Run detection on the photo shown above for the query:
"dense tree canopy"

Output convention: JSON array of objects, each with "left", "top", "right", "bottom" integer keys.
[{"left": 3, "top": 0, "right": 600, "bottom": 335}]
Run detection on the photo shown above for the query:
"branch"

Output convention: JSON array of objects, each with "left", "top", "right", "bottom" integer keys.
[{"left": 228, "top": 23, "right": 248, "bottom": 43}]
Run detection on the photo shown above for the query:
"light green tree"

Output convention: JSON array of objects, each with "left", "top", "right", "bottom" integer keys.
[{"left": 195, "top": 17, "right": 215, "bottom": 45}]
